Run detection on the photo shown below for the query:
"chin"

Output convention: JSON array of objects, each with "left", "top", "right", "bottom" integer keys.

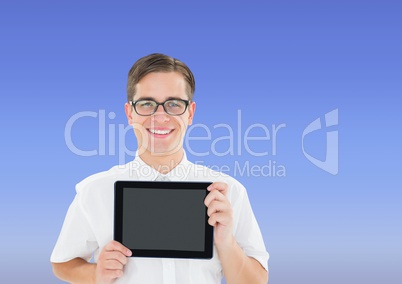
[{"left": 148, "top": 145, "right": 183, "bottom": 157}]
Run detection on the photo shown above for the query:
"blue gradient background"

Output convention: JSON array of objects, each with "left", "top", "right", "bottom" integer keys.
[{"left": 1, "top": 1, "right": 401, "bottom": 283}]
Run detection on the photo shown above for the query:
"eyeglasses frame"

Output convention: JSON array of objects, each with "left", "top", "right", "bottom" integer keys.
[{"left": 129, "top": 98, "right": 191, "bottom": 116}]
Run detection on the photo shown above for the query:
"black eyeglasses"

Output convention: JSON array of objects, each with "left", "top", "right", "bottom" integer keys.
[{"left": 130, "top": 99, "right": 190, "bottom": 116}]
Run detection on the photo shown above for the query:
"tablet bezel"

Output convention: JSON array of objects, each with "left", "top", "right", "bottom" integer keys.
[{"left": 114, "top": 180, "right": 213, "bottom": 259}]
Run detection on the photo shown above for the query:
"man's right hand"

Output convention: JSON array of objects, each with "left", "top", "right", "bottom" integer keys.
[{"left": 95, "top": 240, "right": 132, "bottom": 284}]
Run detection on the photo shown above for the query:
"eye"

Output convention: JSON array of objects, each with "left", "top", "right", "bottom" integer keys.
[
  {"left": 137, "top": 100, "right": 156, "bottom": 108},
  {"left": 166, "top": 100, "right": 184, "bottom": 108}
]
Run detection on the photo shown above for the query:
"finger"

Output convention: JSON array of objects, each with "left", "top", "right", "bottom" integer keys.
[
  {"left": 105, "top": 251, "right": 129, "bottom": 266},
  {"left": 105, "top": 240, "right": 132, "bottom": 257},
  {"left": 207, "top": 182, "right": 229, "bottom": 196},
  {"left": 207, "top": 200, "right": 229, "bottom": 217},
  {"left": 204, "top": 189, "right": 226, "bottom": 207},
  {"left": 103, "top": 258, "right": 126, "bottom": 270},
  {"left": 208, "top": 212, "right": 232, "bottom": 227},
  {"left": 99, "top": 267, "right": 124, "bottom": 280}
]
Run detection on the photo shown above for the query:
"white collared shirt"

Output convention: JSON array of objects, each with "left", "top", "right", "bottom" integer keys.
[{"left": 51, "top": 153, "right": 269, "bottom": 284}]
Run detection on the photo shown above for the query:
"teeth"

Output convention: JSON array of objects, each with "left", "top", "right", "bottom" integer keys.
[{"left": 150, "top": 129, "right": 171, "bottom": 135}]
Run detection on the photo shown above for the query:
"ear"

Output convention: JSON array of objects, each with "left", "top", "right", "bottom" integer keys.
[
  {"left": 187, "top": 101, "right": 196, "bottom": 125},
  {"left": 124, "top": 102, "right": 133, "bottom": 124}
]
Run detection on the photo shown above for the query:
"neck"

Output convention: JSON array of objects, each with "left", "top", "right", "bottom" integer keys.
[{"left": 139, "top": 149, "right": 184, "bottom": 174}]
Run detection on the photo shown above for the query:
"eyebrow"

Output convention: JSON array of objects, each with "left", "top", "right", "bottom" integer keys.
[{"left": 134, "top": 96, "right": 187, "bottom": 101}]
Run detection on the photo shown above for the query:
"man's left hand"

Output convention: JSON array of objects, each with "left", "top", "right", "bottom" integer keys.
[{"left": 204, "top": 182, "right": 233, "bottom": 247}]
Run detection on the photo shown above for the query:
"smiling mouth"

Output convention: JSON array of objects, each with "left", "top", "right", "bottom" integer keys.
[{"left": 148, "top": 129, "right": 173, "bottom": 135}]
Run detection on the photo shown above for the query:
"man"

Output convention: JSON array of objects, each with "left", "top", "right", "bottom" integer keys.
[{"left": 51, "top": 53, "right": 269, "bottom": 283}]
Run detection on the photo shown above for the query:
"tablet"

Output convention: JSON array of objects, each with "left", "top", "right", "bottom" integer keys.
[{"left": 114, "top": 180, "right": 213, "bottom": 259}]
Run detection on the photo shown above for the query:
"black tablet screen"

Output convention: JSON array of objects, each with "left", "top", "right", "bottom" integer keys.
[{"left": 123, "top": 187, "right": 206, "bottom": 251}]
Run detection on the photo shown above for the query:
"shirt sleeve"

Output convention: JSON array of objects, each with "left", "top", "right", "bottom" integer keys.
[
  {"left": 231, "top": 184, "right": 269, "bottom": 271},
  {"left": 50, "top": 190, "right": 99, "bottom": 263}
]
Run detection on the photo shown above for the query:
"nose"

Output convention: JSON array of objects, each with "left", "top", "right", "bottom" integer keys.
[
  {"left": 154, "top": 104, "right": 165, "bottom": 114},
  {"left": 152, "top": 105, "right": 169, "bottom": 122}
]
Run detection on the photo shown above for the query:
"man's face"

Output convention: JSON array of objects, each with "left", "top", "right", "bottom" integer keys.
[{"left": 125, "top": 71, "right": 195, "bottom": 157}]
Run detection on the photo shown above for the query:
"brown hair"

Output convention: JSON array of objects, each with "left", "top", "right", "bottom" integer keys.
[{"left": 127, "top": 53, "right": 196, "bottom": 102}]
